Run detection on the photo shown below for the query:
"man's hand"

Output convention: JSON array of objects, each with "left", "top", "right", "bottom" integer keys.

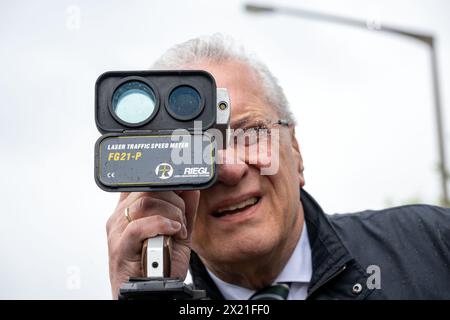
[{"left": 106, "top": 190, "right": 200, "bottom": 299}]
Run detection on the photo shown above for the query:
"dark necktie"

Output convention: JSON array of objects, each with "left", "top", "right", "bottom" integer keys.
[{"left": 249, "top": 283, "right": 290, "bottom": 300}]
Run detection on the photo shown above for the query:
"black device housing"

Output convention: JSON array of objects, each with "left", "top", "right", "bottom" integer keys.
[
  {"left": 95, "top": 70, "right": 216, "bottom": 134},
  {"left": 94, "top": 70, "right": 228, "bottom": 192}
]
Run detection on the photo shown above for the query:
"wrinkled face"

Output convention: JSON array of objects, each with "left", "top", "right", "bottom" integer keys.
[{"left": 187, "top": 60, "right": 305, "bottom": 267}]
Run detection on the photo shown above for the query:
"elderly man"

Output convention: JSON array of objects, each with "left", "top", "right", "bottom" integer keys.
[{"left": 106, "top": 34, "right": 450, "bottom": 300}]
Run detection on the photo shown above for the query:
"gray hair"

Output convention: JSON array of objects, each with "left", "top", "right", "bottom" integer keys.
[{"left": 151, "top": 34, "right": 295, "bottom": 124}]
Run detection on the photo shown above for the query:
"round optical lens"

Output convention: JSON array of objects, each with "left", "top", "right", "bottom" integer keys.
[
  {"left": 167, "top": 85, "right": 202, "bottom": 120},
  {"left": 112, "top": 81, "right": 156, "bottom": 125}
]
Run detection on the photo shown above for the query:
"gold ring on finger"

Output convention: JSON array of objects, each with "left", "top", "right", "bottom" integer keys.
[{"left": 125, "top": 207, "right": 132, "bottom": 223}]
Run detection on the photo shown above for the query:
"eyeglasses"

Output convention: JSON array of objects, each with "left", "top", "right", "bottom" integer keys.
[{"left": 231, "top": 118, "right": 291, "bottom": 147}]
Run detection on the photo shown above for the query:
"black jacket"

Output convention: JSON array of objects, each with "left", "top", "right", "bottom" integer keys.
[{"left": 189, "top": 189, "right": 450, "bottom": 299}]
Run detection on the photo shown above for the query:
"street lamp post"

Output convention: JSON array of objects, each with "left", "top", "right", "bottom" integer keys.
[{"left": 245, "top": 3, "right": 449, "bottom": 205}]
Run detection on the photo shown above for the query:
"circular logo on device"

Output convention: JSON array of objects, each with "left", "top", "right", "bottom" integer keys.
[{"left": 155, "top": 163, "right": 173, "bottom": 180}]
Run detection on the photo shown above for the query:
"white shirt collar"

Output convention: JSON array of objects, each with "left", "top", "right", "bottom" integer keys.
[{"left": 207, "top": 223, "right": 312, "bottom": 300}]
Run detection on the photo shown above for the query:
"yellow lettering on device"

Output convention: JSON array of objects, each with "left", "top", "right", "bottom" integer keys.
[{"left": 135, "top": 152, "right": 142, "bottom": 160}]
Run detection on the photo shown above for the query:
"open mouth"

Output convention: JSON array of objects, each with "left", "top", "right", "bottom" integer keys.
[{"left": 212, "top": 196, "right": 261, "bottom": 218}]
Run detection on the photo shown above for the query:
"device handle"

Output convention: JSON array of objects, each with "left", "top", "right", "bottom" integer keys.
[{"left": 141, "top": 235, "right": 171, "bottom": 277}]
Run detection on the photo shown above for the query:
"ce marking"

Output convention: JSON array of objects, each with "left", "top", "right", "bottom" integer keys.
[{"left": 107, "top": 172, "right": 115, "bottom": 178}]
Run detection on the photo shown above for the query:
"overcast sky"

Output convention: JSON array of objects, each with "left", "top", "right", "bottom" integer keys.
[{"left": 0, "top": 0, "right": 449, "bottom": 298}]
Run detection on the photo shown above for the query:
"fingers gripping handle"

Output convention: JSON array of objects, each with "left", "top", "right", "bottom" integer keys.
[{"left": 141, "top": 236, "right": 171, "bottom": 277}]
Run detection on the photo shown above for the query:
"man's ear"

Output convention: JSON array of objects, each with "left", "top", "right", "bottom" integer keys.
[{"left": 290, "top": 128, "right": 305, "bottom": 188}]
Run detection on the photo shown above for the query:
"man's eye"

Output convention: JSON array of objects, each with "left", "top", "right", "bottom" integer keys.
[
  {"left": 243, "top": 125, "right": 269, "bottom": 133},
  {"left": 233, "top": 125, "right": 271, "bottom": 146}
]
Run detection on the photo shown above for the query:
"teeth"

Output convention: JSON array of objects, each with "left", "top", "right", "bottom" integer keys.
[{"left": 217, "top": 197, "right": 258, "bottom": 213}]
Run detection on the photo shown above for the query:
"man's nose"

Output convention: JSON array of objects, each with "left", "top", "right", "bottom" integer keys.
[{"left": 217, "top": 148, "right": 249, "bottom": 186}]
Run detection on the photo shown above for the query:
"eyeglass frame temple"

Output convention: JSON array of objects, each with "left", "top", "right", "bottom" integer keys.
[{"left": 276, "top": 119, "right": 290, "bottom": 126}]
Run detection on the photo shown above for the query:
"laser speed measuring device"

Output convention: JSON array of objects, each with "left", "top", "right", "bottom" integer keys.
[
  {"left": 94, "top": 70, "right": 230, "bottom": 192},
  {"left": 94, "top": 70, "right": 230, "bottom": 300}
]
